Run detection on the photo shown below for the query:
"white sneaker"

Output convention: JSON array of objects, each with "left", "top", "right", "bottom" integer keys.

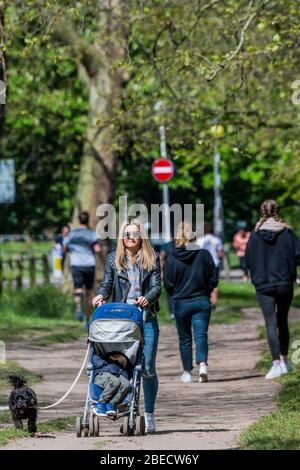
[
  {"left": 145, "top": 412, "right": 156, "bottom": 433},
  {"left": 265, "top": 362, "right": 282, "bottom": 380},
  {"left": 280, "top": 359, "right": 293, "bottom": 374},
  {"left": 180, "top": 371, "right": 193, "bottom": 383},
  {"left": 199, "top": 364, "right": 208, "bottom": 383}
]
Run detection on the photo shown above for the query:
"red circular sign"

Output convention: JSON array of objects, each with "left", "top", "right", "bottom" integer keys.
[{"left": 151, "top": 158, "right": 174, "bottom": 183}]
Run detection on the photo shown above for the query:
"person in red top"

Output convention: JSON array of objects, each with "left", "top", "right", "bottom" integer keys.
[{"left": 232, "top": 224, "right": 251, "bottom": 281}]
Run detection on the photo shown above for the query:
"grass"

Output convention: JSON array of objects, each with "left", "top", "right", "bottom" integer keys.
[
  {"left": 0, "top": 361, "right": 42, "bottom": 392},
  {"left": 211, "top": 280, "right": 256, "bottom": 324},
  {"left": 0, "top": 416, "right": 74, "bottom": 446},
  {"left": 0, "top": 285, "right": 86, "bottom": 345},
  {"left": 0, "top": 241, "right": 52, "bottom": 255},
  {"left": 240, "top": 320, "right": 300, "bottom": 450}
]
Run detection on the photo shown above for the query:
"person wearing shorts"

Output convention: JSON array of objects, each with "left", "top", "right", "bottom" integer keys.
[{"left": 63, "top": 211, "right": 101, "bottom": 326}]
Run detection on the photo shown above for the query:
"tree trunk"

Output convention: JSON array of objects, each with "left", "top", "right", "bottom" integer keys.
[
  {"left": 0, "top": 7, "right": 7, "bottom": 138},
  {"left": 72, "top": 1, "right": 126, "bottom": 231}
]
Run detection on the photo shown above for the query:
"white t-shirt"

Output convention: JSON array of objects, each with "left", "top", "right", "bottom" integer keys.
[{"left": 197, "top": 234, "right": 223, "bottom": 267}]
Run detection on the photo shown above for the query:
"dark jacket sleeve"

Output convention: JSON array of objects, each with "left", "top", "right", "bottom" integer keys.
[
  {"left": 244, "top": 232, "right": 253, "bottom": 270},
  {"left": 144, "top": 253, "right": 161, "bottom": 305},
  {"left": 97, "top": 252, "right": 115, "bottom": 299},
  {"left": 163, "top": 255, "right": 176, "bottom": 296},
  {"left": 290, "top": 231, "right": 300, "bottom": 266},
  {"left": 205, "top": 251, "right": 218, "bottom": 292}
]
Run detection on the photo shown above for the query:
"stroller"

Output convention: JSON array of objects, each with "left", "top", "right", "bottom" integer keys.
[{"left": 76, "top": 302, "right": 145, "bottom": 437}]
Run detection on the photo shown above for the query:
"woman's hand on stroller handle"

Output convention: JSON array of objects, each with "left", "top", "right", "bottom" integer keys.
[
  {"left": 92, "top": 295, "right": 106, "bottom": 308},
  {"left": 135, "top": 296, "right": 149, "bottom": 308}
]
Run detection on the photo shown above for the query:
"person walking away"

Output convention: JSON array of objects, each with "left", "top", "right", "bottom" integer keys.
[
  {"left": 63, "top": 212, "right": 101, "bottom": 327},
  {"left": 245, "top": 199, "right": 300, "bottom": 379},
  {"left": 233, "top": 224, "right": 250, "bottom": 281},
  {"left": 197, "top": 222, "right": 223, "bottom": 307},
  {"left": 92, "top": 218, "right": 161, "bottom": 433},
  {"left": 164, "top": 221, "right": 218, "bottom": 384}
]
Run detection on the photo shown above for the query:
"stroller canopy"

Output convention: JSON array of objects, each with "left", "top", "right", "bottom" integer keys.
[{"left": 88, "top": 303, "right": 143, "bottom": 366}]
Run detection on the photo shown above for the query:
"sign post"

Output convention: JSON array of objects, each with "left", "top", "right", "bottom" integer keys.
[{"left": 152, "top": 154, "right": 174, "bottom": 242}]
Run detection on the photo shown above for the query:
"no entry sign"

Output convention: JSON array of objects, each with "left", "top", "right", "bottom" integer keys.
[{"left": 152, "top": 158, "right": 174, "bottom": 183}]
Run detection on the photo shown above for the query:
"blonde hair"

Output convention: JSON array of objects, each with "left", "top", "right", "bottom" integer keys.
[
  {"left": 115, "top": 218, "right": 156, "bottom": 271},
  {"left": 175, "top": 221, "right": 195, "bottom": 248}
]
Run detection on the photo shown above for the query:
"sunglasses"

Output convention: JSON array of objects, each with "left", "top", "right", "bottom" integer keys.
[{"left": 122, "top": 231, "right": 141, "bottom": 240}]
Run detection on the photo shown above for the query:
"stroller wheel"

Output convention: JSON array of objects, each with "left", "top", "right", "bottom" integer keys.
[
  {"left": 94, "top": 416, "right": 100, "bottom": 437},
  {"left": 76, "top": 417, "right": 82, "bottom": 438},
  {"left": 135, "top": 416, "right": 145, "bottom": 436},
  {"left": 83, "top": 425, "right": 89, "bottom": 438},
  {"left": 89, "top": 415, "right": 94, "bottom": 437},
  {"left": 123, "top": 416, "right": 133, "bottom": 436},
  {"left": 136, "top": 415, "right": 145, "bottom": 436}
]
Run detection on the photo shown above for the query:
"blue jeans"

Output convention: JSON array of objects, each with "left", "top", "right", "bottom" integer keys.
[
  {"left": 142, "top": 316, "right": 159, "bottom": 414},
  {"left": 173, "top": 297, "right": 211, "bottom": 371}
]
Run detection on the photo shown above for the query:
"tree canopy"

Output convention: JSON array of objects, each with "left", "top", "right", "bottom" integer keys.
[{"left": 0, "top": 0, "right": 299, "bottom": 236}]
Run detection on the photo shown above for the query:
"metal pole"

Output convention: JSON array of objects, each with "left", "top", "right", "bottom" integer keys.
[
  {"left": 213, "top": 145, "right": 224, "bottom": 240},
  {"left": 159, "top": 125, "right": 171, "bottom": 242}
]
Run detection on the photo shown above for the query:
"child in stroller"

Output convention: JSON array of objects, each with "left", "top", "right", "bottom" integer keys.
[{"left": 92, "top": 350, "right": 132, "bottom": 417}]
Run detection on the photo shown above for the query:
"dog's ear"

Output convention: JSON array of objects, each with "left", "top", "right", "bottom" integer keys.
[{"left": 8, "top": 374, "right": 27, "bottom": 388}]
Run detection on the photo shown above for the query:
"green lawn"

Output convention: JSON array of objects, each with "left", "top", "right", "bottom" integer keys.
[
  {"left": 0, "top": 284, "right": 86, "bottom": 344},
  {"left": 240, "top": 320, "right": 300, "bottom": 450},
  {"left": 0, "top": 241, "right": 52, "bottom": 255}
]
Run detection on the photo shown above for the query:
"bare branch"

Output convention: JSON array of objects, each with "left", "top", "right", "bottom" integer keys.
[{"left": 206, "top": 0, "right": 272, "bottom": 81}]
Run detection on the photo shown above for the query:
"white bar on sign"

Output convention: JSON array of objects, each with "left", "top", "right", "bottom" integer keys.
[{"left": 153, "top": 168, "right": 171, "bottom": 174}]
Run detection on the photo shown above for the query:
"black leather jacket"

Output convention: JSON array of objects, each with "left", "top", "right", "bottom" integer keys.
[{"left": 97, "top": 251, "right": 161, "bottom": 317}]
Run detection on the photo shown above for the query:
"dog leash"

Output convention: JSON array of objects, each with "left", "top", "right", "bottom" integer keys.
[{"left": 38, "top": 343, "right": 90, "bottom": 410}]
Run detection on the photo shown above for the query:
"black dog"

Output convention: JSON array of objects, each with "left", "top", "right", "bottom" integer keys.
[{"left": 8, "top": 374, "right": 38, "bottom": 434}]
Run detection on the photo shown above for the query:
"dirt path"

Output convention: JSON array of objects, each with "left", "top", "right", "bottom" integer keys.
[{"left": 3, "top": 307, "right": 291, "bottom": 450}]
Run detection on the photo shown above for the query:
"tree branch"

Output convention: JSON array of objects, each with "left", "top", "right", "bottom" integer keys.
[
  {"left": 52, "top": 19, "right": 105, "bottom": 78},
  {"left": 206, "top": 0, "right": 272, "bottom": 81}
]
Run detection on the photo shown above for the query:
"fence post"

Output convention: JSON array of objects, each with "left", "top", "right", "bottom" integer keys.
[
  {"left": 16, "top": 256, "right": 23, "bottom": 289},
  {"left": 0, "top": 256, "right": 2, "bottom": 295},
  {"left": 7, "top": 258, "right": 13, "bottom": 289},
  {"left": 42, "top": 254, "right": 50, "bottom": 284},
  {"left": 29, "top": 255, "right": 36, "bottom": 288}
]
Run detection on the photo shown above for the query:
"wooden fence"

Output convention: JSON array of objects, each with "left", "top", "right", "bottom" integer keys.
[{"left": 0, "top": 254, "right": 50, "bottom": 294}]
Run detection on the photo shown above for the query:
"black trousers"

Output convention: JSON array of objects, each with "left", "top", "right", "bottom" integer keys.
[{"left": 256, "top": 285, "right": 293, "bottom": 360}]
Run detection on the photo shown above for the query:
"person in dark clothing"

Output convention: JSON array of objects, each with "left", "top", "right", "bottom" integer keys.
[
  {"left": 92, "top": 351, "right": 131, "bottom": 417},
  {"left": 164, "top": 221, "right": 218, "bottom": 384},
  {"left": 245, "top": 199, "right": 300, "bottom": 380}
]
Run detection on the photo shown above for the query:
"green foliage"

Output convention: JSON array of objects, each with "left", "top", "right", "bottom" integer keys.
[
  {"left": 0, "top": 285, "right": 83, "bottom": 343},
  {"left": 1, "top": 285, "right": 73, "bottom": 319},
  {"left": 1, "top": 0, "right": 300, "bottom": 236}
]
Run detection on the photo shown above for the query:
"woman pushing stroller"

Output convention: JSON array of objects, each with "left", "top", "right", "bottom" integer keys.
[{"left": 92, "top": 217, "right": 161, "bottom": 433}]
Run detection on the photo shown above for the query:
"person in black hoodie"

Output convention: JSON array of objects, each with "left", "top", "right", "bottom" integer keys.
[
  {"left": 245, "top": 199, "right": 300, "bottom": 380},
  {"left": 164, "top": 221, "right": 218, "bottom": 384}
]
